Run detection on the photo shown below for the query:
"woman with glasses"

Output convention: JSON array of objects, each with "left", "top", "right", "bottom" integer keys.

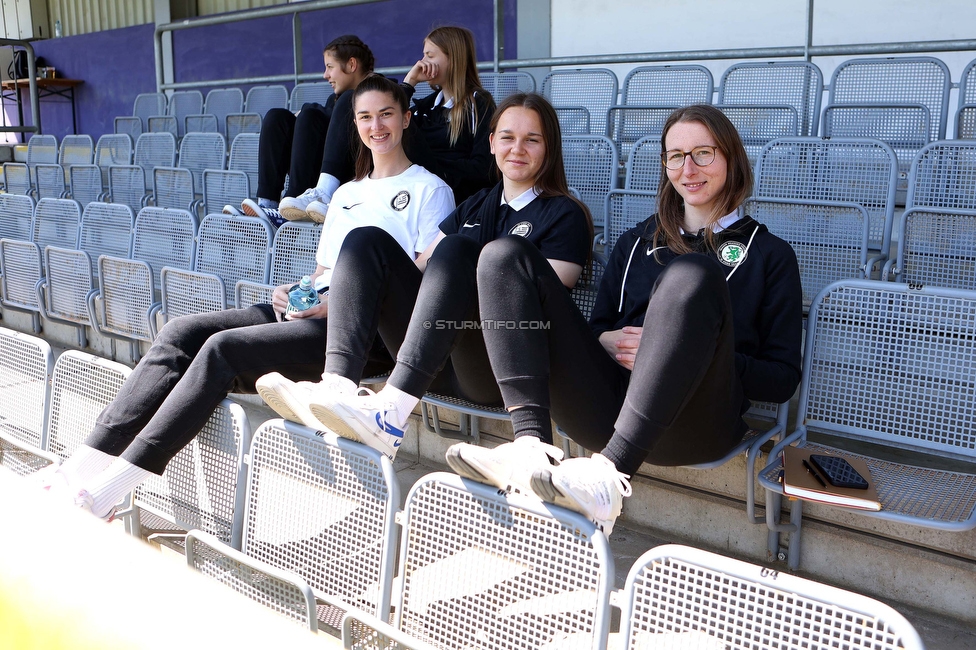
[{"left": 445, "top": 104, "right": 802, "bottom": 535}]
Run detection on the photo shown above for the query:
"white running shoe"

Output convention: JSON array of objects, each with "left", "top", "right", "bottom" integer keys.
[
  {"left": 32, "top": 463, "right": 70, "bottom": 495},
  {"left": 445, "top": 436, "right": 564, "bottom": 495},
  {"left": 530, "top": 454, "right": 632, "bottom": 535},
  {"left": 222, "top": 204, "right": 243, "bottom": 216},
  {"left": 256, "top": 372, "right": 356, "bottom": 430},
  {"left": 241, "top": 198, "right": 286, "bottom": 228},
  {"left": 279, "top": 187, "right": 331, "bottom": 222},
  {"left": 305, "top": 199, "right": 329, "bottom": 224},
  {"left": 308, "top": 387, "right": 405, "bottom": 461},
  {"left": 74, "top": 489, "right": 118, "bottom": 522}
]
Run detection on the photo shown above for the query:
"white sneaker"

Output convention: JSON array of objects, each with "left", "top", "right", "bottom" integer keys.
[
  {"left": 305, "top": 199, "right": 329, "bottom": 224},
  {"left": 279, "top": 187, "right": 330, "bottom": 222},
  {"left": 531, "top": 454, "right": 632, "bottom": 535},
  {"left": 241, "top": 198, "right": 286, "bottom": 228},
  {"left": 74, "top": 489, "right": 118, "bottom": 522},
  {"left": 256, "top": 372, "right": 357, "bottom": 430},
  {"left": 222, "top": 204, "right": 242, "bottom": 216},
  {"left": 32, "top": 463, "right": 70, "bottom": 495},
  {"left": 308, "top": 387, "right": 405, "bottom": 461},
  {"left": 445, "top": 436, "right": 564, "bottom": 495}
]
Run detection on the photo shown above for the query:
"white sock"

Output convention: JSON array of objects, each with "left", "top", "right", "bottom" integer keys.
[
  {"left": 314, "top": 173, "right": 340, "bottom": 201},
  {"left": 376, "top": 384, "right": 419, "bottom": 427},
  {"left": 83, "top": 458, "right": 153, "bottom": 519},
  {"left": 57, "top": 445, "right": 115, "bottom": 487},
  {"left": 258, "top": 197, "right": 279, "bottom": 209}
]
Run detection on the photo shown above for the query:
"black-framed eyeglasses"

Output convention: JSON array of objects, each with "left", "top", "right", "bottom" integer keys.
[{"left": 661, "top": 145, "right": 719, "bottom": 170}]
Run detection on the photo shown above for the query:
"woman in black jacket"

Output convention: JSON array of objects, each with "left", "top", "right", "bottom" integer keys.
[
  {"left": 447, "top": 104, "right": 803, "bottom": 535},
  {"left": 400, "top": 26, "right": 496, "bottom": 204}
]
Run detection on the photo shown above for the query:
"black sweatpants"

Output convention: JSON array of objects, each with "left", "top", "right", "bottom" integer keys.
[
  {"left": 477, "top": 236, "right": 746, "bottom": 471},
  {"left": 325, "top": 227, "right": 501, "bottom": 405},
  {"left": 84, "top": 305, "right": 393, "bottom": 474},
  {"left": 256, "top": 105, "right": 330, "bottom": 201}
]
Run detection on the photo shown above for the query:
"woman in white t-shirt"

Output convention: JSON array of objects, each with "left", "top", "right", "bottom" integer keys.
[{"left": 35, "top": 75, "right": 454, "bottom": 520}]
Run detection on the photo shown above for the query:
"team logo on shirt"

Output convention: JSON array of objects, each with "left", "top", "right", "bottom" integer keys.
[
  {"left": 390, "top": 190, "right": 410, "bottom": 211},
  {"left": 509, "top": 221, "right": 533, "bottom": 237},
  {"left": 717, "top": 241, "right": 748, "bottom": 267}
]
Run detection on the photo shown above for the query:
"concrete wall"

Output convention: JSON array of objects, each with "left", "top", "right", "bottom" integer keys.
[{"left": 15, "top": 0, "right": 517, "bottom": 140}]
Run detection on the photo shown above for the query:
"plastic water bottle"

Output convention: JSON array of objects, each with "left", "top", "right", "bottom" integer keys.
[
  {"left": 55, "top": 20, "right": 63, "bottom": 38},
  {"left": 286, "top": 276, "right": 319, "bottom": 314}
]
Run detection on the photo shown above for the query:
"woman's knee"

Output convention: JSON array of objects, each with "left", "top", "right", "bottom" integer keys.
[
  {"left": 262, "top": 107, "right": 295, "bottom": 132},
  {"left": 477, "top": 236, "right": 540, "bottom": 283},
  {"left": 654, "top": 253, "right": 728, "bottom": 302}
]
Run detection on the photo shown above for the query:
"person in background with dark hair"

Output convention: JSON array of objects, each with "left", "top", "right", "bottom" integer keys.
[
  {"left": 257, "top": 92, "right": 591, "bottom": 463},
  {"left": 226, "top": 35, "right": 375, "bottom": 226},
  {"left": 400, "top": 26, "right": 496, "bottom": 204},
  {"left": 35, "top": 76, "right": 454, "bottom": 520},
  {"left": 446, "top": 104, "right": 803, "bottom": 535}
]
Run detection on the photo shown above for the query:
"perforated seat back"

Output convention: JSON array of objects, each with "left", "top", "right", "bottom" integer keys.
[
  {"left": 229, "top": 133, "right": 260, "bottom": 193},
  {"left": 244, "top": 85, "right": 288, "bottom": 117},
  {"left": 132, "top": 206, "right": 198, "bottom": 289},
  {"left": 59, "top": 135, "right": 94, "bottom": 166},
  {"left": 240, "top": 420, "right": 399, "bottom": 617},
  {"left": 203, "top": 88, "right": 245, "bottom": 135},
  {"left": 906, "top": 141, "right": 976, "bottom": 211},
  {"left": 754, "top": 137, "right": 897, "bottom": 251},
  {"left": 45, "top": 351, "right": 131, "bottom": 461},
  {"left": 395, "top": 473, "right": 613, "bottom": 650},
  {"left": 203, "top": 169, "right": 249, "bottom": 216},
  {"left": 543, "top": 68, "right": 618, "bottom": 135},
  {"left": 2, "top": 163, "right": 31, "bottom": 196},
  {"left": 168, "top": 90, "right": 204, "bottom": 138},
  {"left": 26, "top": 134, "right": 59, "bottom": 167},
  {"left": 133, "top": 92, "right": 167, "bottom": 130},
  {"left": 562, "top": 135, "right": 618, "bottom": 227},
  {"left": 719, "top": 61, "right": 823, "bottom": 136},
  {"left": 620, "top": 544, "right": 923, "bottom": 650},
  {"left": 269, "top": 222, "right": 321, "bottom": 285},
  {"left": 895, "top": 207, "right": 976, "bottom": 290},
  {"left": 179, "top": 132, "right": 226, "bottom": 192},
  {"left": 289, "top": 82, "right": 333, "bottom": 111},
  {"left": 95, "top": 134, "right": 133, "bottom": 187},
  {"left": 0, "top": 328, "right": 52, "bottom": 460},
  {"left": 34, "top": 163, "right": 65, "bottom": 200},
  {"left": 33, "top": 198, "right": 81, "bottom": 252},
  {"left": 622, "top": 64, "right": 713, "bottom": 105},
  {"left": 134, "top": 132, "right": 177, "bottom": 190},
  {"left": 803, "top": 280, "right": 976, "bottom": 462},
  {"left": 716, "top": 104, "right": 799, "bottom": 164},
  {"left": 193, "top": 214, "right": 273, "bottom": 303},
  {"left": 0, "top": 194, "right": 35, "bottom": 240},
  {"left": 605, "top": 189, "right": 657, "bottom": 255},
  {"left": 625, "top": 135, "right": 662, "bottom": 192},
  {"left": 153, "top": 167, "right": 195, "bottom": 212},
  {"left": 607, "top": 106, "right": 675, "bottom": 163},
  {"left": 80, "top": 202, "right": 134, "bottom": 262},
  {"left": 829, "top": 56, "right": 950, "bottom": 142},
  {"left": 479, "top": 71, "right": 536, "bottom": 103}
]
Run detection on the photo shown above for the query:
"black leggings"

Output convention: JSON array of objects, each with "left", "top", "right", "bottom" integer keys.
[
  {"left": 84, "top": 305, "right": 392, "bottom": 474},
  {"left": 256, "top": 105, "right": 331, "bottom": 201},
  {"left": 477, "top": 236, "right": 746, "bottom": 471},
  {"left": 325, "top": 227, "right": 501, "bottom": 405}
]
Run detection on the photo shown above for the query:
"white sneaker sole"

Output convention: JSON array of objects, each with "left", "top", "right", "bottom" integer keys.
[
  {"left": 445, "top": 445, "right": 504, "bottom": 487},
  {"left": 531, "top": 467, "right": 617, "bottom": 535},
  {"left": 255, "top": 375, "right": 321, "bottom": 430},
  {"left": 279, "top": 205, "right": 313, "bottom": 222},
  {"left": 305, "top": 207, "right": 327, "bottom": 224}
]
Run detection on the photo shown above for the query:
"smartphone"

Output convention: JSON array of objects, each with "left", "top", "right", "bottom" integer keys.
[{"left": 809, "top": 454, "right": 869, "bottom": 490}]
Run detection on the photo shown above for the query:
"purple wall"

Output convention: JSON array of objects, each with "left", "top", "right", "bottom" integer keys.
[{"left": 23, "top": 1, "right": 517, "bottom": 141}]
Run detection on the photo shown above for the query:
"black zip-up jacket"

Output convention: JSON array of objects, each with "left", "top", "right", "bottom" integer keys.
[
  {"left": 591, "top": 214, "right": 803, "bottom": 405},
  {"left": 401, "top": 83, "right": 495, "bottom": 204}
]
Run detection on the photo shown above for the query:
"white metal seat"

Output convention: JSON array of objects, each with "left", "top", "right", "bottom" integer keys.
[
  {"left": 185, "top": 419, "right": 401, "bottom": 631},
  {"left": 617, "top": 544, "right": 923, "bottom": 650},
  {"left": 235, "top": 221, "right": 320, "bottom": 309},
  {"left": 0, "top": 328, "right": 53, "bottom": 476},
  {"left": 562, "top": 135, "right": 619, "bottom": 228},
  {"left": 719, "top": 61, "right": 824, "bottom": 137},
  {"left": 759, "top": 280, "right": 976, "bottom": 570},
  {"left": 542, "top": 68, "right": 618, "bottom": 135}
]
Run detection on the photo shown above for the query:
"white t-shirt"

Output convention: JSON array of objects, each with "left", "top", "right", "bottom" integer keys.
[{"left": 313, "top": 164, "right": 455, "bottom": 289}]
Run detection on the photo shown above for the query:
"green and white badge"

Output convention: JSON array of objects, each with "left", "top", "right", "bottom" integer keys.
[{"left": 717, "top": 240, "right": 748, "bottom": 267}]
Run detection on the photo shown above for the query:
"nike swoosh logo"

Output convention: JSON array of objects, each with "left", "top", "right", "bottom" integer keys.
[
  {"left": 462, "top": 223, "right": 478, "bottom": 228},
  {"left": 343, "top": 203, "right": 363, "bottom": 210}
]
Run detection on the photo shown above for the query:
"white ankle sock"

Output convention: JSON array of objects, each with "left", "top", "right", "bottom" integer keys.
[
  {"left": 58, "top": 445, "right": 115, "bottom": 487},
  {"left": 377, "top": 384, "right": 419, "bottom": 427},
  {"left": 314, "top": 173, "right": 340, "bottom": 200},
  {"left": 258, "top": 197, "right": 279, "bottom": 209},
  {"left": 83, "top": 458, "right": 152, "bottom": 519}
]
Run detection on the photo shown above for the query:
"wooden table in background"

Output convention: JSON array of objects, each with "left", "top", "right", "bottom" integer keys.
[{"left": 1, "top": 77, "right": 84, "bottom": 142}]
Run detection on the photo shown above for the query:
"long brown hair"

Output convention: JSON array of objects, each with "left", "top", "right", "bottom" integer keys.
[
  {"left": 351, "top": 75, "right": 410, "bottom": 181},
  {"left": 490, "top": 92, "right": 594, "bottom": 267},
  {"left": 426, "top": 26, "right": 494, "bottom": 146},
  {"left": 654, "top": 104, "right": 753, "bottom": 255}
]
